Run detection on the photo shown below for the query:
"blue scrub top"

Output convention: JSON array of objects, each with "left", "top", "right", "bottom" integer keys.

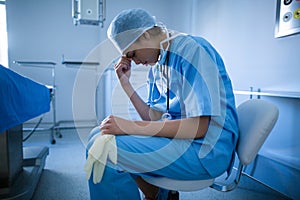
[{"left": 146, "top": 35, "right": 239, "bottom": 177}]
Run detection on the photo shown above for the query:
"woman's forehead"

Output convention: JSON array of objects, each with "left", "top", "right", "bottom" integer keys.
[
  {"left": 122, "top": 37, "right": 158, "bottom": 56},
  {"left": 124, "top": 43, "right": 156, "bottom": 55},
  {"left": 123, "top": 42, "right": 140, "bottom": 55}
]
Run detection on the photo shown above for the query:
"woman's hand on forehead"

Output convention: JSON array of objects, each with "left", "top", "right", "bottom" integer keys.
[
  {"left": 118, "top": 56, "right": 131, "bottom": 65},
  {"left": 114, "top": 56, "right": 132, "bottom": 85}
]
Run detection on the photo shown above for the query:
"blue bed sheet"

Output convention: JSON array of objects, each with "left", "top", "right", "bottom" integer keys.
[{"left": 0, "top": 64, "right": 50, "bottom": 133}]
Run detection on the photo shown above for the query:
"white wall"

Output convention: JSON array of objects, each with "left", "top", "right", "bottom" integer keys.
[
  {"left": 190, "top": 1, "right": 300, "bottom": 198},
  {"left": 5, "top": 0, "right": 192, "bottom": 125},
  {"left": 192, "top": 0, "right": 300, "bottom": 92},
  {"left": 6, "top": 0, "right": 102, "bottom": 125}
]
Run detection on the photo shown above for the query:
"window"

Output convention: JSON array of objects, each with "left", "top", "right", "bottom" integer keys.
[{"left": 0, "top": 1, "right": 8, "bottom": 67}]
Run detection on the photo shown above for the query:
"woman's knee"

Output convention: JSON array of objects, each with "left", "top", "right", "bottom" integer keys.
[
  {"left": 87, "top": 127, "right": 101, "bottom": 151},
  {"left": 88, "top": 126, "right": 101, "bottom": 140}
]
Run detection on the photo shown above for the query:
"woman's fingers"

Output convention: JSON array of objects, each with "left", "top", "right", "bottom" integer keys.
[
  {"left": 99, "top": 116, "right": 126, "bottom": 135},
  {"left": 100, "top": 116, "right": 116, "bottom": 134},
  {"left": 114, "top": 57, "right": 131, "bottom": 69},
  {"left": 114, "top": 57, "right": 132, "bottom": 84},
  {"left": 115, "top": 63, "right": 131, "bottom": 74}
]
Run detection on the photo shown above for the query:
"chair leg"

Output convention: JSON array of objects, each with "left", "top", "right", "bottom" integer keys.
[{"left": 168, "top": 191, "right": 179, "bottom": 200}]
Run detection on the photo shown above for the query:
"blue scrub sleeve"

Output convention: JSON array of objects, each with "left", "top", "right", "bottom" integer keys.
[{"left": 179, "top": 45, "right": 221, "bottom": 118}]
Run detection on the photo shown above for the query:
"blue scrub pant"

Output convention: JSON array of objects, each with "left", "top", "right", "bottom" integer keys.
[{"left": 86, "top": 127, "right": 213, "bottom": 200}]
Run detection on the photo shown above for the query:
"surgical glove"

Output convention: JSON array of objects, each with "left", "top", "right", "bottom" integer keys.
[{"left": 84, "top": 134, "right": 117, "bottom": 184}]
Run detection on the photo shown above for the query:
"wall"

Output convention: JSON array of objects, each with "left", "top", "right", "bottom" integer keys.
[
  {"left": 5, "top": 0, "right": 192, "bottom": 126},
  {"left": 190, "top": 0, "right": 300, "bottom": 199},
  {"left": 6, "top": 0, "right": 102, "bottom": 126},
  {"left": 192, "top": 0, "right": 300, "bottom": 92}
]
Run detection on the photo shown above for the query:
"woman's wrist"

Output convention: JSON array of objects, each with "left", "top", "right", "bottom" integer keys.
[{"left": 121, "top": 81, "right": 135, "bottom": 99}]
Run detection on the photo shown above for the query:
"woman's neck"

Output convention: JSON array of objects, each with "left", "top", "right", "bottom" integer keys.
[{"left": 160, "top": 31, "right": 172, "bottom": 50}]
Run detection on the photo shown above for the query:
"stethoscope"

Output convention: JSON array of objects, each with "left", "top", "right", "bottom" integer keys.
[
  {"left": 152, "top": 31, "right": 172, "bottom": 120},
  {"left": 160, "top": 64, "right": 172, "bottom": 120},
  {"left": 150, "top": 61, "right": 171, "bottom": 120},
  {"left": 151, "top": 28, "right": 182, "bottom": 120}
]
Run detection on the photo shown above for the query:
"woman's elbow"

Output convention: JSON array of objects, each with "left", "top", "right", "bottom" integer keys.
[{"left": 194, "top": 116, "right": 210, "bottom": 139}]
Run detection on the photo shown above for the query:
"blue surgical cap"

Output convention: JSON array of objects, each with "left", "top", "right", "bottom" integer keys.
[{"left": 107, "top": 8, "right": 156, "bottom": 54}]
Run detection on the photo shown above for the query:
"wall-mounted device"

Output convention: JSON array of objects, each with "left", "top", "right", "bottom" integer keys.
[
  {"left": 275, "top": 0, "right": 300, "bottom": 38},
  {"left": 72, "top": 0, "right": 106, "bottom": 27}
]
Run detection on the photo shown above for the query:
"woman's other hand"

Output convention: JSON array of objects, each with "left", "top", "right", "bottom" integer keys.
[{"left": 100, "top": 115, "right": 129, "bottom": 135}]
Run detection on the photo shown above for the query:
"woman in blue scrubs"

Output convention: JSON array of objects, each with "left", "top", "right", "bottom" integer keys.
[{"left": 86, "top": 8, "right": 239, "bottom": 200}]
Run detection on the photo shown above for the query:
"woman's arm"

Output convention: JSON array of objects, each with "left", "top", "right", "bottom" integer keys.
[
  {"left": 121, "top": 82, "right": 162, "bottom": 121},
  {"left": 100, "top": 115, "right": 209, "bottom": 139},
  {"left": 114, "top": 57, "right": 162, "bottom": 121}
]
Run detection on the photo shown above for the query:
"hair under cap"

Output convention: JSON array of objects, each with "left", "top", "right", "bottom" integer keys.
[{"left": 107, "top": 8, "right": 156, "bottom": 54}]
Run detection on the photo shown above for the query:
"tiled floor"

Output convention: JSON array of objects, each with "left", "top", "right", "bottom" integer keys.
[{"left": 24, "top": 128, "right": 291, "bottom": 200}]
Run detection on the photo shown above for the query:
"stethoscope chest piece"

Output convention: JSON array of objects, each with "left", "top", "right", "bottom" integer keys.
[{"left": 161, "top": 112, "right": 172, "bottom": 120}]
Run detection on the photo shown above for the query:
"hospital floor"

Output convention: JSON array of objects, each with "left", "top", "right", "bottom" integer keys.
[{"left": 23, "top": 128, "right": 291, "bottom": 200}]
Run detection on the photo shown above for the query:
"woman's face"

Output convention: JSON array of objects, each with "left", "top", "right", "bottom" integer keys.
[{"left": 124, "top": 33, "right": 160, "bottom": 66}]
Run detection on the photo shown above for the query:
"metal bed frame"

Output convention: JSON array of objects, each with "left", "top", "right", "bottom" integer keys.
[{"left": 13, "top": 61, "right": 61, "bottom": 144}]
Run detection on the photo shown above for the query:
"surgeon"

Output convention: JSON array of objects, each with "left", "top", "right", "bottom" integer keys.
[{"left": 85, "top": 8, "right": 239, "bottom": 200}]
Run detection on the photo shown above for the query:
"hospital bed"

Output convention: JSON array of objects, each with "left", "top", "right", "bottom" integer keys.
[
  {"left": 13, "top": 60, "right": 61, "bottom": 144},
  {"left": 0, "top": 64, "right": 50, "bottom": 199}
]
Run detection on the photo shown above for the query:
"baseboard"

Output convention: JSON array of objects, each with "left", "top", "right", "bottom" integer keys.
[{"left": 243, "top": 154, "right": 300, "bottom": 200}]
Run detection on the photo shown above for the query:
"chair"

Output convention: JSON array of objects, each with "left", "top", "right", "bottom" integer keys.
[{"left": 143, "top": 99, "right": 279, "bottom": 197}]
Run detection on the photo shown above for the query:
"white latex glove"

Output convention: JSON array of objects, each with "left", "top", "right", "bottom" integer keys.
[{"left": 84, "top": 134, "right": 117, "bottom": 184}]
